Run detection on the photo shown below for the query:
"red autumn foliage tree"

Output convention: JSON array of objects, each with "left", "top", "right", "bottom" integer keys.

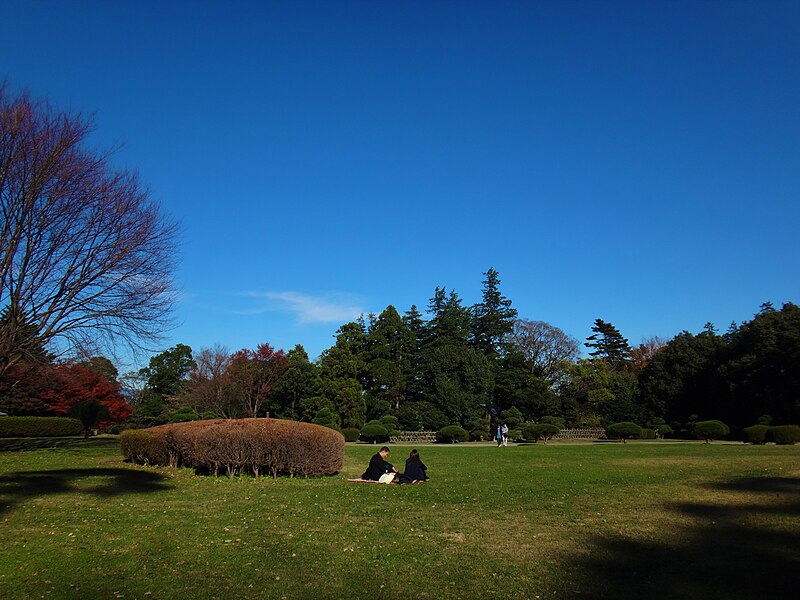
[{"left": 40, "top": 363, "right": 131, "bottom": 426}]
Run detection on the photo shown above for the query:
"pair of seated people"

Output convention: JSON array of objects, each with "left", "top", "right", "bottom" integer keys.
[{"left": 361, "top": 446, "right": 428, "bottom": 484}]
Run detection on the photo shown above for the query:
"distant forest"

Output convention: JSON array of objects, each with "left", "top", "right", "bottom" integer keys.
[{"left": 2, "top": 269, "right": 798, "bottom": 436}]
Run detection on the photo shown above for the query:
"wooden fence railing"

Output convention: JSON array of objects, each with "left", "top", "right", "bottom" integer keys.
[
  {"left": 555, "top": 428, "right": 607, "bottom": 439},
  {"left": 389, "top": 431, "right": 438, "bottom": 443}
]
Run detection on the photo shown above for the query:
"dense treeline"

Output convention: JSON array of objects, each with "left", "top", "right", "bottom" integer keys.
[{"left": 1, "top": 270, "right": 798, "bottom": 437}]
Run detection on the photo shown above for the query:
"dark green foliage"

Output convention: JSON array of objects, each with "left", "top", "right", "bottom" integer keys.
[
  {"left": 541, "top": 415, "right": 566, "bottom": 429},
  {"left": 640, "top": 428, "right": 656, "bottom": 439},
  {"left": 436, "top": 425, "right": 468, "bottom": 443},
  {"left": 508, "top": 428, "right": 522, "bottom": 441},
  {"left": 498, "top": 406, "right": 524, "bottom": 429},
  {"left": 69, "top": 400, "right": 109, "bottom": 437},
  {"left": 471, "top": 268, "right": 517, "bottom": 361},
  {"left": 469, "top": 429, "right": 489, "bottom": 441},
  {"left": 268, "top": 345, "right": 318, "bottom": 420},
  {"left": 693, "top": 420, "right": 730, "bottom": 443},
  {"left": 341, "top": 427, "right": 361, "bottom": 442},
  {"left": 766, "top": 425, "right": 800, "bottom": 445},
  {"left": 380, "top": 414, "right": 399, "bottom": 430},
  {"left": 742, "top": 424, "right": 770, "bottom": 444},
  {"left": 311, "top": 407, "right": 341, "bottom": 431},
  {"left": 394, "top": 401, "right": 447, "bottom": 431},
  {"left": 359, "top": 420, "right": 389, "bottom": 443},
  {"left": 169, "top": 406, "right": 199, "bottom": 423},
  {"left": 0, "top": 416, "right": 82, "bottom": 437},
  {"left": 200, "top": 411, "right": 217, "bottom": 420},
  {"left": 606, "top": 422, "right": 642, "bottom": 443},
  {"left": 756, "top": 414, "right": 773, "bottom": 425},
  {"left": 139, "top": 344, "right": 195, "bottom": 396},
  {"left": 585, "top": 319, "right": 631, "bottom": 367},
  {"left": 522, "top": 422, "right": 560, "bottom": 443}
]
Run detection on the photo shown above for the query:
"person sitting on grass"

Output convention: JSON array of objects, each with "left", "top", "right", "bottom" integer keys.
[
  {"left": 403, "top": 448, "right": 428, "bottom": 482},
  {"left": 362, "top": 446, "right": 397, "bottom": 483}
]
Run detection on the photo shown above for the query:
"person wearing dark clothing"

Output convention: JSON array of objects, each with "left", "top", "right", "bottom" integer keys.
[
  {"left": 404, "top": 448, "right": 428, "bottom": 482},
  {"left": 362, "top": 446, "right": 396, "bottom": 481}
]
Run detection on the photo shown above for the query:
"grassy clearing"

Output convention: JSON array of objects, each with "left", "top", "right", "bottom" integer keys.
[{"left": 1, "top": 439, "right": 798, "bottom": 599}]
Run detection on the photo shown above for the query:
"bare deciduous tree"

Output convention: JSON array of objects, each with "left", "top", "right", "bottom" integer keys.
[
  {"left": 510, "top": 319, "right": 580, "bottom": 386},
  {"left": 0, "top": 85, "right": 178, "bottom": 377},
  {"left": 182, "top": 345, "right": 234, "bottom": 417}
]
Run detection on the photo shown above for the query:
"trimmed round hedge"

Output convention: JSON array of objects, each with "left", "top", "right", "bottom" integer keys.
[
  {"left": 436, "top": 425, "right": 468, "bottom": 443},
  {"left": 121, "top": 418, "right": 345, "bottom": 477},
  {"left": 0, "top": 416, "right": 82, "bottom": 437}
]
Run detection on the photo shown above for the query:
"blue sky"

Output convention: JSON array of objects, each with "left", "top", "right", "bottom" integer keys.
[{"left": 2, "top": 1, "right": 799, "bottom": 367}]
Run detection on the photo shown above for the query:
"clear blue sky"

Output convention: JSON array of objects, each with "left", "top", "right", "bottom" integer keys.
[{"left": 2, "top": 1, "right": 799, "bottom": 368}]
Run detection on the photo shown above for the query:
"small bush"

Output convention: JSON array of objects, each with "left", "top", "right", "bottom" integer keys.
[
  {"left": 436, "top": 425, "right": 468, "bottom": 444},
  {"left": 640, "top": 428, "right": 656, "bottom": 440},
  {"left": 693, "top": 420, "right": 730, "bottom": 443},
  {"left": 767, "top": 425, "right": 800, "bottom": 445},
  {"left": 0, "top": 416, "right": 82, "bottom": 437},
  {"left": 742, "top": 424, "right": 770, "bottom": 444},
  {"left": 470, "top": 429, "right": 489, "bottom": 441},
  {"left": 522, "top": 423, "right": 560, "bottom": 443},
  {"left": 656, "top": 423, "right": 674, "bottom": 438},
  {"left": 123, "top": 418, "right": 345, "bottom": 477},
  {"left": 379, "top": 415, "right": 399, "bottom": 430},
  {"left": 359, "top": 420, "right": 389, "bottom": 444},
  {"left": 606, "top": 422, "right": 642, "bottom": 443},
  {"left": 200, "top": 411, "right": 218, "bottom": 420},
  {"left": 169, "top": 406, "right": 199, "bottom": 423},
  {"left": 508, "top": 428, "right": 522, "bottom": 441},
  {"left": 341, "top": 427, "right": 361, "bottom": 442}
]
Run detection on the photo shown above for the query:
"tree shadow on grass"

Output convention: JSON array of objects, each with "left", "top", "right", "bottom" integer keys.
[
  {"left": 0, "top": 437, "right": 120, "bottom": 452},
  {"left": 0, "top": 467, "right": 171, "bottom": 516},
  {"left": 568, "top": 476, "right": 800, "bottom": 599}
]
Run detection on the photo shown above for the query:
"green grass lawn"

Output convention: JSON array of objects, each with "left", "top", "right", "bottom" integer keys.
[{"left": 1, "top": 438, "right": 798, "bottom": 599}]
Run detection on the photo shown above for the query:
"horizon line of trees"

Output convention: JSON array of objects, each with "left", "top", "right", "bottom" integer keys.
[{"left": 2, "top": 269, "right": 798, "bottom": 438}]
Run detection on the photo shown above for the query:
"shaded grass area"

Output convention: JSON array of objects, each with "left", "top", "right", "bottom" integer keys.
[{"left": 0, "top": 440, "right": 798, "bottom": 599}]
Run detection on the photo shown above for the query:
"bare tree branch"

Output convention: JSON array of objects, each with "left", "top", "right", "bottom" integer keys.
[{"left": 0, "top": 85, "right": 179, "bottom": 376}]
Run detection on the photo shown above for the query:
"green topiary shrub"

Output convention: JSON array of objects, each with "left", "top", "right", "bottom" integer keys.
[
  {"left": 123, "top": 418, "right": 345, "bottom": 477},
  {"left": 693, "top": 420, "right": 730, "bottom": 443},
  {"left": 341, "top": 427, "right": 361, "bottom": 442},
  {"left": 311, "top": 407, "right": 341, "bottom": 431},
  {"left": 767, "top": 425, "right": 800, "bottom": 445},
  {"left": 640, "top": 428, "right": 656, "bottom": 440},
  {"left": 606, "top": 422, "right": 642, "bottom": 443},
  {"left": 522, "top": 423, "right": 560, "bottom": 444},
  {"left": 200, "top": 411, "right": 218, "bottom": 420},
  {"left": 169, "top": 406, "right": 199, "bottom": 423},
  {"left": 470, "top": 429, "right": 489, "bottom": 441},
  {"left": 742, "top": 424, "right": 770, "bottom": 444},
  {"left": 359, "top": 420, "right": 389, "bottom": 444},
  {"left": 656, "top": 423, "right": 674, "bottom": 438},
  {"left": 508, "top": 428, "right": 522, "bottom": 441},
  {"left": 380, "top": 415, "right": 399, "bottom": 430},
  {"left": 0, "top": 416, "right": 82, "bottom": 437},
  {"left": 436, "top": 425, "right": 468, "bottom": 444}
]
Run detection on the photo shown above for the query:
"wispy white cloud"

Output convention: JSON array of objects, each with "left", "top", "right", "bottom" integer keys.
[{"left": 226, "top": 291, "right": 365, "bottom": 325}]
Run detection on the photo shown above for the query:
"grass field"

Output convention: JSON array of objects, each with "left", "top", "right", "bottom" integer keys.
[{"left": 1, "top": 438, "right": 798, "bottom": 599}]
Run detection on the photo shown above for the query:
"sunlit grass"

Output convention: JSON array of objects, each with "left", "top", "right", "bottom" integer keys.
[{"left": 1, "top": 439, "right": 798, "bottom": 599}]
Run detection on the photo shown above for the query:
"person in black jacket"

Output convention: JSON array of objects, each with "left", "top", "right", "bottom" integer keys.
[
  {"left": 403, "top": 448, "right": 428, "bottom": 482},
  {"left": 362, "top": 446, "right": 396, "bottom": 481}
]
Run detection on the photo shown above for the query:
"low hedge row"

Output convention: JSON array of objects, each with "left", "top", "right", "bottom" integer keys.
[
  {"left": 0, "top": 416, "right": 83, "bottom": 437},
  {"left": 743, "top": 424, "right": 800, "bottom": 445},
  {"left": 121, "top": 418, "right": 345, "bottom": 477}
]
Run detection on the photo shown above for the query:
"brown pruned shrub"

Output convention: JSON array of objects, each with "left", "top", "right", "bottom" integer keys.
[
  {"left": 122, "top": 418, "right": 345, "bottom": 478},
  {"left": 120, "top": 429, "right": 169, "bottom": 466}
]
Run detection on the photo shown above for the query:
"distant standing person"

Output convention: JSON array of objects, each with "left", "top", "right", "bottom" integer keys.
[
  {"left": 496, "top": 425, "right": 503, "bottom": 447},
  {"left": 501, "top": 423, "right": 509, "bottom": 447},
  {"left": 404, "top": 449, "right": 429, "bottom": 482}
]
